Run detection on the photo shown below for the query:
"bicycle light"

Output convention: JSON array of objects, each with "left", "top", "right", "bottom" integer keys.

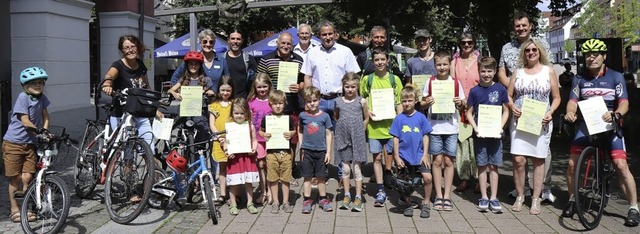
[{"left": 185, "top": 120, "right": 195, "bottom": 127}]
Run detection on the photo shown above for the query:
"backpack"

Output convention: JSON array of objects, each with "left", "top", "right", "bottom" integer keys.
[
  {"left": 223, "top": 51, "right": 256, "bottom": 82},
  {"left": 364, "top": 72, "right": 399, "bottom": 104}
]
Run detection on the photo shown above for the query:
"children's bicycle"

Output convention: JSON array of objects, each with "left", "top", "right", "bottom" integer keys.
[{"left": 21, "top": 127, "right": 78, "bottom": 234}]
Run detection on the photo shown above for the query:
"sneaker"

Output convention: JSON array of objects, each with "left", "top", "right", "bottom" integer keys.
[
  {"left": 351, "top": 197, "right": 364, "bottom": 212},
  {"left": 270, "top": 203, "right": 280, "bottom": 214},
  {"left": 374, "top": 191, "right": 387, "bottom": 207},
  {"left": 301, "top": 199, "right": 313, "bottom": 214},
  {"left": 489, "top": 199, "right": 503, "bottom": 214},
  {"left": 420, "top": 203, "right": 431, "bottom": 218},
  {"left": 562, "top": 201, "right": 575, "bottom": 218},
  {"left": 319, "top": 198, "right": 334, "bottom": 212},
  {"left": 340, "top": 196, "right": 352, "bottom": 210},
  {"left": 541, "top": 189, "right": 556, "bottom": 203},
  {"left": 625, "top": 209, "right": 640, "bottom": 227},
  {"left": 229, "top": 205, "right": 239, "bottom": 215},
  {"left": 508, "top": 187, "right": 532, "bottom": 198},
  {"left": 282, "top": 203, "right": 294, "bottom": 213},
  {"left": 247, "top": 203, "right": 258, "bottom": 214},
  {"left": 403, "top": 206, "right": 414, "bottom": 217},
  {"left": 478, "top": 198, "right": 489, "bottom": 212}
]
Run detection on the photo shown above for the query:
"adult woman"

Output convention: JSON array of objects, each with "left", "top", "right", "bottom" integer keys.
[
  {"left": 450, "top": 32, "right": 480, "bottom": 193},
  {"left": 170, "top": 29, "right": 229, "bottom": 92},
  {"left": 507, "top": 38, "right": 560, "bottom": 215}
]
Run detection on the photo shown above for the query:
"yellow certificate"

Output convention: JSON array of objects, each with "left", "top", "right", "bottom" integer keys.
[
  {"left": 477, "top": 104, "right": 502, "bottom": 138},
  {"left": 516, "top": 98, "right": 547, "bottom": 135},
  {"left": 370, "top": 88, "right": 396, "bottom": 121},
  {"left": 458, "top": 122, "right": 473, "bottom": 142},
  {"left": 266, "top": 115, "right": 290, "bottom": 149},
  {"left": 277, "top": 61, "right": 299, "bottom": 93},
  {"left": 225, "top": 122, "right": 252, "bottom": 154},
  {"left": 179, "top": 86, "right": 202, "bottom": 117},
  {"left": 412, "top": 75, "right": 431, "bottom": 98},
  {"left": 578, "top": 96, "right": 612, "bottom": 135},
  {"left": 430, "top": 79, "right": 455, "bottom": 114}
]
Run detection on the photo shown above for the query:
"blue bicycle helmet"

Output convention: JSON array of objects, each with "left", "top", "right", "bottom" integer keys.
[{"left": 20, "top": 67, "right": 48, "bottom": 85}]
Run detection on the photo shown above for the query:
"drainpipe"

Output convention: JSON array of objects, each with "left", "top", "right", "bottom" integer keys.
[{"left": 138, "top": 0, "right": 144, "bottom": 43}]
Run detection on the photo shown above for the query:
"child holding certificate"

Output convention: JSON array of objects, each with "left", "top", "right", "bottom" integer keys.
[
  {"left": 335, "top": 73, "right": 369, "bottom": 212},
  {"left": 421, "top": 51, "right": 465, "bottom": 211},
  {"left": 222, "top": 98, "right": 260, "bottom": 215},
  {"left": 299, "top": 86, "right": 334, "bottom": 214},
  {"left": 258, "top": 90, "right": 296, "bottom": 214},
  {"left": 248, "top": 73, "right": 273, "bottom": 204},
  {"left": 208, "top": 76, "right": 235, "bottom": 205},
  {"left": 465, "top": 57, "right": 509, "bottom": 213}
]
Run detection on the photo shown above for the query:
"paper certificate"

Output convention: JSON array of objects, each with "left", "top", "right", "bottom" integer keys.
[
  {"left": 430, "top": 80, "right": 455, "bottom": 114},
  {"left": 225, "top": 122, "right": 252, "bottom": 154},
  {"left": 412, "top": 75, "right": 431, "bottom": 98},
  {"left": 152, "top": 118, "right": 174, "bottom": 140},
  {"left": 266, "top": 115, "right": 290, "bottom": 149},
  {"left": 370, "top": 88, "right": 396, "bottom": 120},
  {"left": 516, "top": 98, "right": 547, "bottom": 135},
  {"left": 578, "top": 96, "right": 612, "bottom": 135},
  {"left": 458, "top": 122, "right": 473, "bottom": 142},
  {"left": 179, "top": 86, "right": 202, "bottom": 117},
  {"left": 277, "top": 61, "right": 299, "bottom": 93},
  {"left": 477, "top": 104, "right": 502, "bottom": 138}
]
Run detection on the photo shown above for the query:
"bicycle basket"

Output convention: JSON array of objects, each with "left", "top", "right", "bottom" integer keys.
[{"left": 125, "top": 88, "right": 161, "bottom": 117}]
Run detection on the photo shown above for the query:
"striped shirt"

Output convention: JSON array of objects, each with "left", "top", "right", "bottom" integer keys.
[{"left": 257, "top": 51, "right": 304, "bottom": 113}]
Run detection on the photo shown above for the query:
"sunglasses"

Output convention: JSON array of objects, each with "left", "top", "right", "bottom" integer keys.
[
  {"left": 525, "top": 48, "right": 539, "bottom": 53},
  {"left": 459, "top": 41, "right": 474, "bottom": 45},
  {"left": 201, "top": 39, "right": 214, "bottom": 45}
]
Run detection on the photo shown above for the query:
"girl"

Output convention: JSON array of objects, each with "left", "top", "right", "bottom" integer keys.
[
  {"left": 209, "top": 75, "right": 235, "bottom": 203},
  {"left": 223, "top": 98, "right": 260, "bottom": 215},
  {"left": 335, "top": 72, "right": 369, "bottom": 212},
  {"left": 247, "top": 73, "right": 273, "bottom": 204}
]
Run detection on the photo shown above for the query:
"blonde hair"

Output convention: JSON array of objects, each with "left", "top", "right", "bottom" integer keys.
[
  {"left": 400, "top": 86, "right": 418, "bottom": 100},
  {"left": 518, "top": 38, "right": 550, "bottom": 67},
  {"left": 229, "top": 97, "right": 251, "bottom": 123},
  {"left": 302, "top": 86, "right": 321, "bottom": 101},
  {"left": 247, "top": 72, "right": 272, "bottom": 100},
  {"left": 268, "top": 90, "right": 287, "bottom": 105}
]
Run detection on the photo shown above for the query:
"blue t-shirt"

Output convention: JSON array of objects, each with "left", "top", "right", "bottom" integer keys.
[
  {"left": 3, "top": 92, "right": 50, "bottom": 144},
  {"left": 389, "top": 111, "right": 433, "bottom": 166},
  {"left": 569, "top": 68, "right": 628, "bottom": 111},
  {"left": 467, "top": 82, "right": 509, "bottom": 123},
  {"left": 404, "top": 54, "right": 437, "bottom": 77},
  {"left": 299, "top": 111, "right": 333, "bottom": 151}
]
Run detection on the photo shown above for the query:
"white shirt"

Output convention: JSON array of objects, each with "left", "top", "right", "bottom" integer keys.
[
  {"left": 301, "top": 42, "right": 360, "bottom": 94},
  {"left": 293, "top": 43, "right": 315, "bottom": 62},
  {"left": 422, "top": 76, "right": 466, "bottom": 134}
]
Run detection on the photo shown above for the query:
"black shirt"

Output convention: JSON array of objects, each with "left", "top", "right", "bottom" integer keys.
[{"left": 108, "top": 58, "right": 148, "bottom": 117}]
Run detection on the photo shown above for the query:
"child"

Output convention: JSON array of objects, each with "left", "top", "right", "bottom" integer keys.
[
  {"left": 299, "top": 86, "right": 333, "bottom": 214},
  {"left": 359, "top": 47, "right": 403, "bottom": 207},
  {"left": 465, "top": 57, "right": 509, "bottom": 213},
  {"left": 248, "top": 73, "right": 273, "bottom": 204},
  {"left": 389, "top": 86, "right": 434, "bottom": 218},
  {"left": 209, "top": 75, "right": 235, "bottom": 204},
  {"left": 258, "top": 90, "right": 296, "bottom": 214},
  {"left": 2, "top": 67, "right": 51, "bottom": 222},
  {"left": 168, "top": 51, "right": 215, "bottom": 143},
  {"left": 421, "top": 51, "right": 465, "bottom": 211},
  {"left": 222, "top": 97, "right": 260, "bottom": 215},
  {"left": 335, "top": 72, "right": 369, "bottom": 212}
]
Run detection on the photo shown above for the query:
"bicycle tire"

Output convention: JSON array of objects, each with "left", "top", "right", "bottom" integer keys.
[
  {"left": 74, "top": 123, "right": 103, "bottom": 199},
  {"left": 148, "top": 168, "right": 170, "bottom": 209},
  {"left": 21, "top": 174, "right": 71, "bottom": 234},
  {"left": 574, "top": 146, "right": 606, "bottom": 230},
  {"left": 203, "top": 176, "right": 219, "bottom": 225},
  {"left": 104, "top": 138, "right": 155, "bottom": 224}
]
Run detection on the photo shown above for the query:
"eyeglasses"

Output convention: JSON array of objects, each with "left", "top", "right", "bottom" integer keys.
[
  {"left": 201, "top": 39, "right": 214, "bottom": 45},
  {"left": 525, "top": 48, "right": 539, "bottom": 53},
  {"left": 459, "top": 41, "right": 474, "bottom": 45},
  {"left": 122, "top": 46, "right": 137, "bottom": 52}
]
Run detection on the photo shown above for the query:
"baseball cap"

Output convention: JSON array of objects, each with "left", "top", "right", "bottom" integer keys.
[{"left": 414, "top": 29, "right": 431, "bottom": 39}]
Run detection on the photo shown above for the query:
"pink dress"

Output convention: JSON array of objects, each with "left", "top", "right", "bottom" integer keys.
[
  {"left": 226, "top": 122, "right": 260, "bottom": 186},
  {"left": 249, "top": 97, "right": 272, "bottom": 159}
]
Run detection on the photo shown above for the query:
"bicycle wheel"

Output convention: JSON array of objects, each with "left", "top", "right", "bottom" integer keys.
[
  {"left": 104, "top": 138, "right": 155, "bottom": 224},
  {"left": 202, "top": 176, "right": 219, "bottom": 225},
  {"left": 574, "top": 146, "right": 606, "bottom": 230},
  {"left": 21, "top": 174, "right": 71, "bottom": 234},
  {"left": 75, "top": 123, "right": 103, "bottom": 198},
  {"left": 148, "top": 168, "right": 170, "bottom": 209}
]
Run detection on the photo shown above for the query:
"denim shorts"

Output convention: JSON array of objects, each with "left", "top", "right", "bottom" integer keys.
[
  {"left": 474, "top": 137, "right": 503, "bottom": 166},
  {"left": 428, "top": 134, "right": 458, "bottom": 157},
  {"left": 369, "top": 138, "right": 393, "bottom": 154}
]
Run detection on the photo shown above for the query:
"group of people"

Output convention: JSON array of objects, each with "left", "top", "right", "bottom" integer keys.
[{"left": 3, "top": 10, "right": 639, "bottom": 228}]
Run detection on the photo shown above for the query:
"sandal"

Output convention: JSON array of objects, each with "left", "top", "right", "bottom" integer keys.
[
  {"left": 129, "top": 194, "right": 142, "bottom": 203},
  {"left": 433, "top": 198, "right": 444, "bottom": 211},
  {"left": 10, "top": 211, "right": 20, "bottom": 223},
  {"left": 27, "top": 211, "right": 36, "bottom": 222},
  {"left": 442, "top": 199, "right": 454, "bottom": 211},
  {"left": 229, "top": 205, "right": 239, "bottom": 215},
  {"left": 530, "top": 198, "right": 541, "bottom": 215},
  {"left": 215, "top": 195, "right": 227, "bottom": 204},
  {"left": 512, "top": 195, "right": 525, "bottom": 212}
]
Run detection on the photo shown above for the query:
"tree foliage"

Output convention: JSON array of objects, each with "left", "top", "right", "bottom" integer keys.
[
  {"left": 612, "top": 0, "right": 640, "bottom": 48},
  {"left": 564, "top": 39, "right": 575, "bottom": 53},
  {"left": 574, "top": 0, "right": 609, "bottom": 39}
]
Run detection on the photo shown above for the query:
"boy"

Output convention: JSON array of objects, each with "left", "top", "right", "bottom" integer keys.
[
  {"left": 359, "top": 47, "right": 403, "bottom": 207},
  {"left": 298, "top": 86, "right": 333, "bottom": 213},
  {"left": 259, "top": 90, "right": 296, "bottom": 214},
  {"left": 2, "top": 67, "right": 51, "bottom": 222},
  {"left": 421, "top": 51, "right": 465, "bottom": 211},
  {"left": 389, "top": 86, "right": 434, "bottom": 218},
  {"left": 465, "top": 57, "right": 509, "bottom": 213}
]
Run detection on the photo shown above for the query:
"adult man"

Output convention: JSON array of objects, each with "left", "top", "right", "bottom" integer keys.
[
  {"left": 405, "top": 29, "right": 437, "bottom": 86},
  {"left": 498, "top": 11, "right": 555, "bottom": 202},
  {"left": 224, "top": 30, "right": 257, "bottom": 99},
  {"left": 293, "top": 23, "right": 315, "bottom": 62},
  {"left": 562, "top": 39, "right": 639, "bottom": 227},
  {"left": 356, "top": 26, "right": 404, "bottom": 79}
]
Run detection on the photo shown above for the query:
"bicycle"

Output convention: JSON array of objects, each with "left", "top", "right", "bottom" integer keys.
[
  {"left": 149, "top": 131, "right": 225, "bottom": 225},
  {"left": 21, "top": 127, "right": 78, "bottom": 234},
  {"left": 73, "top": 84, "right": 158, "bottom": 224}
]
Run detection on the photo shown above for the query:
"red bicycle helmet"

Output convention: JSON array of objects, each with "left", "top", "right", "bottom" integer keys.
[
  {"left": 183, "top": 51, "right": 204, "bottom": 63},
  {"left": 166, "top": 149, "right": 187, "bottom": 173}
]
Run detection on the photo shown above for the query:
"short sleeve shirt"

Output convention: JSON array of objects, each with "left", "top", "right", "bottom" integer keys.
[
  {"left": 249, "top": 98, "right": 272, "bottom": 142},
  {"left": 108, "top": 58, "right": 148, "bottom": 117},
  {"left": 421, "top": 76, "right": 466, "bottom": 134},
  {"left": 569, "top": 68, "right": 628, "bottom": 111},
  {"left": 405, "top": 54, "right": 437, "bottom": 77},
  {"left": 3, "top": 92, "right": 50, "bottom": 144},
  {"left": 359, "top": 72, "right": 403, "bottom": 139},
  {"left": 499, "top": 38, "right": 552, "bottom": 77},
  {"left": 466, "top": 82, "right": 509, "bottom": 123},
  {"left": 301, "top": 43, "right": 360, "bottom": 94},
  {"left": 389, "top": 111, "right": 433, "bottom": 166},
  {"left": 299, "top": 111, "right": 333, "bottom": 151}
]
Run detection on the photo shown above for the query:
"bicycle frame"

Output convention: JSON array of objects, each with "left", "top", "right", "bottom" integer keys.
[
  {"left": 151, "top": 150, "right": 216, "bottom": 205},
  {"left": 34, "top": 133, "right": 77, "bottom": 211}
]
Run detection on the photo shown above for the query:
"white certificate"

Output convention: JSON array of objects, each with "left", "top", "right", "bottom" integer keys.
[
  {"left": 412, "top": 75, "right": 431, "bottom": 98},
  {"left": 225, "top": 122, "right": 252, "bottom": 154},
  {"left": 431, "top": 80, "right": 455, "bottom": 114},
  {"left": 370, "top": 88, "right": 396, "bottom": 121},
  {"left": 516, "top": 98, "right": 547, "bottom": 136},
  {"left": 179, "top": 86, "right": 202, "bottom": 117},
  {"left": 578, "top": 96, "right": 612, "bottom": 135},
  {"left": 266, "top": 115, "right": 290, "bottom": 149},
  {"left": 277, "top": 61, "right": 299, "bottom": 93},
  {"left": 152, "top": 118, "right": 174, "bottom": 140},
  {"left": 477, "top": 104, "right": 502, "bottom": 138}
]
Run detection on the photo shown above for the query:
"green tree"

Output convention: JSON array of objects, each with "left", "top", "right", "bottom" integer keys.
[
  {"left": 574, "top": 0, "right": 609, "bottom": 39},
  {"left": 612, "top": 0, "right": 640, "bottom": 48},
  {"left": 564, "top": 39, "right": 576, "bottom": 53}
]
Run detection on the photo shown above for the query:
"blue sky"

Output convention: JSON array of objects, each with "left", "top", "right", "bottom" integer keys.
[{"left": 537, "top": 0, "right": 551, "bottom": 11}]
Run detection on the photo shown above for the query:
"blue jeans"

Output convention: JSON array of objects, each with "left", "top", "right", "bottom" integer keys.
[
  {"left": 320, "top": 97, "right": 338, "bottom": 177},
  {"left": 110, "top": 116, "right": 154, "bottom": 152}
]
